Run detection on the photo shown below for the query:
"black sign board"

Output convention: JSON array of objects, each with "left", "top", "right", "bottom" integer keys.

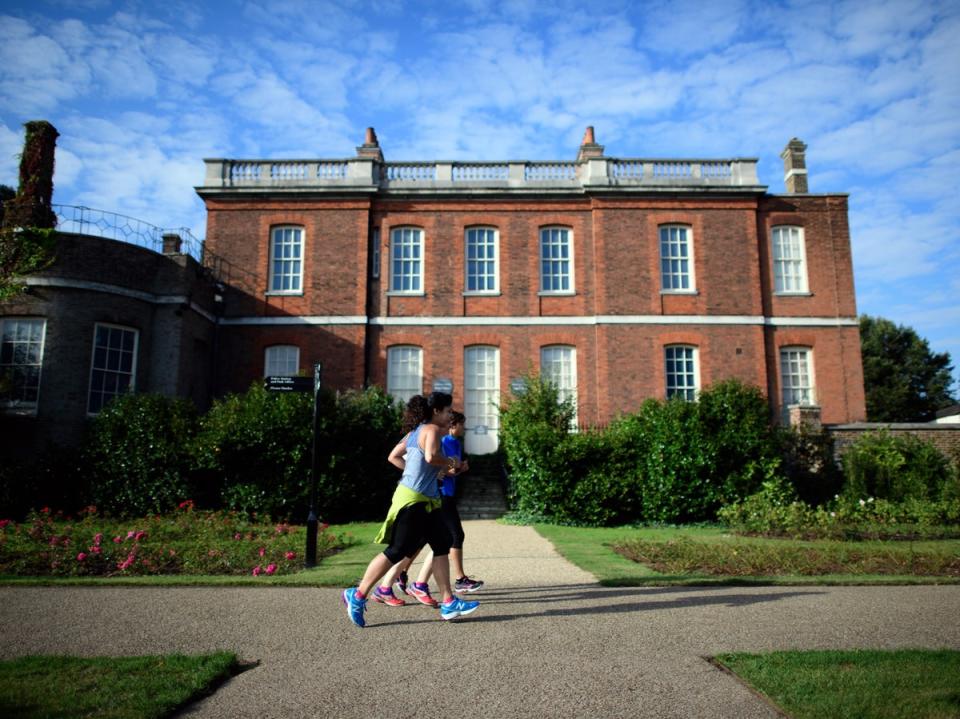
[{"left": 264, "top": 376, "right": 315, "bottom": 393}]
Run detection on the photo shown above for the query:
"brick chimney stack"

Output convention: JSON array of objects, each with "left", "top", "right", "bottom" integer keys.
[
  {"left": 356, "top": 127, "right": 384, "bottom": 162},
  {"left": 576, "top": 125, "right": 605, "bottom": 162},
  {"left": 780, "top": 138, "right": 808, "bottom": 193}
]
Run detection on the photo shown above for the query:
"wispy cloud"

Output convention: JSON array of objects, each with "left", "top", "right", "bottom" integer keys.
[{"left": 0, "top": 0, "right": 958, "bottom": 384}]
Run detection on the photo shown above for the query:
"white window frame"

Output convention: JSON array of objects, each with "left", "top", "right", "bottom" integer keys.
[
  {"left": 464, "top": 226, "right": 499, "bottom": 295},
  {"left": 540, "top": 345, "right": 578, "bottom": 427},
  {"left": 87, "top": 323, "right": 138, "bottom": 415},
  {"left": 659, "top": 225, "right": 696, "bottom": 293},
  {"left": 0, "top": 317, "right": 46, "bottom": 413},
  {"left": 464, "top": 345, "right": 500, "bottom": 453},
  {"left": 371, "top": 227, "right": 381, "bottom": 279},
  {"left": 264, "top": 345, "right": 300, "bottom": 377},
  {"left": 780, "top": 346, "right": 815, "bottom": 413},
  {"left": 389, "top": 227, "right": 424, "bottom": 295},
  {"left": 386, "top": 345, "right": 423, "bottom": 404},
  {"left": 267, "top": 225, "right": 304, "bottom": 295},
  {"left": 772, "top": 225, "right": 809, "bottom": 294},
  {"left": 664, "top": 345, "right": 699, "bottom": 401},
  {"left": 539, "top": 226, "right": 575, "bottom": 295}
]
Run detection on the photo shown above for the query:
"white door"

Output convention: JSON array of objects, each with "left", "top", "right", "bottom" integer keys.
[{"left": 464, "top": 345, "right": 500, "bottom": 454}]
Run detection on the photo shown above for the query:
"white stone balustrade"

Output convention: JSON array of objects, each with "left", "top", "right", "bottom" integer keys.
[{"left": 200, "top": 156, "right": 762, "bottom": 194}]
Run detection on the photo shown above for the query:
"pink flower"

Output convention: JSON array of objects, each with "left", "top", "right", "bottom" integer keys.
[
  {"left": 265, "top": 564, "right": 277, "bottom": 575},
  {"left": 49, "top": 536, "right": 59, "bottom": 546},
  {"left": 258, "top": 547, "right": 266, "bottom": 557},
  {"left": 234, "top": 533, "right": 242, "bottom": 541},
  {"left": 0, "top": 519, "right": 11, "bottom": 529},
  {"left": 93, "top": 533, "right": 103, "bottom": 545},
  {"left": 113, "top": 536, "right": 122, "bottom": 544},
  {"left": 284, "top": 551, "right": 296, "bottom": 560},
  {"left": 126, "top": 531, "right": 136, "bottom": 540},
  {"left": 178, "top": 500, "right": 194, "bottom": 510},
  {"left": 76, "top": 552, "right": 87, "bottom": 561},
  {"left": 41, "top": 507, "right": 50, "bottom": 514},
  {"left": 134, "top": 531, "right": 146, "bottom": 542},
  {"left": 91, "top": 546, "right": 102, "bottom": 554},
  {"left": 252, "top": 566, "right": 262, "bottom": 576}
]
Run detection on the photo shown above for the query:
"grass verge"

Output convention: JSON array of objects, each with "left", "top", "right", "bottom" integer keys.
[
  {"left": 532, "top": 523, "right": 960, "bottom": 586},
  {"left": 713, "top": 649, "right": 960, "bottom": 719},
  {"left": 0, "top": 652, "right": 239, "bottom": 719}
]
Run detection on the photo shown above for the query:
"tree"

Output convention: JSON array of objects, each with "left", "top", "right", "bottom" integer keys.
[{"left": 859, "top": 314, "right": 956, "bottom": 422}]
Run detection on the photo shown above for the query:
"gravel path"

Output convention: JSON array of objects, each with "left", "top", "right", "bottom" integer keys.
[{"left": 1, "top": 520, "right": 958, "bottom": 718}]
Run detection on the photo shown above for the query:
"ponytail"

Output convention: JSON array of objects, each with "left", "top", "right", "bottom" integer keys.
[{"left": 402, "top": 391, "right": 453, "bottom": 432}]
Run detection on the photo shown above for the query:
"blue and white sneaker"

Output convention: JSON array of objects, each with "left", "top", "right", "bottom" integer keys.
[
  {"left": 439, "top": 596, "right": 480, "bottom": 621},
  {"left": 342, "top": 587, "right": 367, "bottom": 628}
]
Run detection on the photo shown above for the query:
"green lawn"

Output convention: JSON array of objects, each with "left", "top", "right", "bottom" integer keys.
[
  {"left": 532, "top": 523, "right": 960, "bottom": 586},
  {"left": 0, "top": 653, "right": 239, "bottom": 719},
  {"left": 714, "top": 649, "right": 960, "bottom": 719}
]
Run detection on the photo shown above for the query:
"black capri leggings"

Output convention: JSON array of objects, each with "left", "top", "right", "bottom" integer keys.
[
  {"left": 383, "top": 502, "right": 453, "bottom": 564},
  {"left": 439, "top": 496, "right": 465, "bottom": 549}
]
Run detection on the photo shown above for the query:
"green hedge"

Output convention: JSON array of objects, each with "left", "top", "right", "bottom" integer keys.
[
  {"left": 82, "top": 393, "right": 198, "bottom": 517},
  {"left": 500, "top": 377, "right": 782, "bottom": 525},
  {"left": 1, "top": 385, "right": 403, "bottom": 522}
]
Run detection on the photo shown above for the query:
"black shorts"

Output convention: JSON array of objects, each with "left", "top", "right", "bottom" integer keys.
[{"left": 383, "top": 502, "right": 453, "bottom": 564}]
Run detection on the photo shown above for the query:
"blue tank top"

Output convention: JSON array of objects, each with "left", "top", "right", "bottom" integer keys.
[{"left": 400, "top": 425, "right": 442, "bottom": 498}]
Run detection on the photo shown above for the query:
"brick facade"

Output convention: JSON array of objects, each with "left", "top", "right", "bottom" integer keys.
[{"left": 197, "top": 133, "right": 867, "bottom": 453}]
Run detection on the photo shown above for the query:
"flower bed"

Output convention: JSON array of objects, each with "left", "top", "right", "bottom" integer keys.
[{"left": 0, "top": 502, "right": 343, "bottom": 577}]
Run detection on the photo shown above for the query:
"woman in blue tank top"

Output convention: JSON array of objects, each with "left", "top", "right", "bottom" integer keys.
[{"left": 341, "top": 392, "right": 480, "bottom": 627}]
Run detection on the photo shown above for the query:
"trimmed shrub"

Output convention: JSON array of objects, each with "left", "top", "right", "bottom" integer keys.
[
  {"left": 842, "top": 430, "right": 952, "bottom": 502},
  {"left": 191, "top": 384, "right": 403, "bottom": 522},
  {"left": 500, "top": 377, "right": 782, "bottom": 525},
  {"left": 191, "top": 383, "right": 313, "bottom": 520},
  {"left": 315, "top": 386, "right": 403, "bottom": 522},
  {"left": 82, "top": 394, "right": 198, "bottom": 517}
]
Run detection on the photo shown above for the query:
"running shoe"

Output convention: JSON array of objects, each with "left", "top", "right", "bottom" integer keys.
[
  {"left": 454, "top": 575, "right": 484, "bottom": 593},
  {"left": 394, "top": 570, "right": 410, "bottom": 597},
  {"left": 341, "top": 587, "right": 367, "bottom": 628},
  {"left": 373, "top": 584, "right": 405, "bottom": 606},
  {"left": 409, "top": 581, "right": 439, "bottom": 607},
  {"left": 440, "top": 596, "right": 480, "bottom": 621}
]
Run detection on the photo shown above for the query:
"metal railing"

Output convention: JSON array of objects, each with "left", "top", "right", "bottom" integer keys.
[{"left": 53, "top": 204, "right": 204, "bottom": 261}]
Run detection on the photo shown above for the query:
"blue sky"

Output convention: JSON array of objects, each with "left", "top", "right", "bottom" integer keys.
[{"left": 1, "top": 0, "right": 958, "bottom": 392}]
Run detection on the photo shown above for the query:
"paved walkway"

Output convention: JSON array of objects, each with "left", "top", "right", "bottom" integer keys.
[{"left": 2, "top": 521, "right": 960, "bottom": 718}]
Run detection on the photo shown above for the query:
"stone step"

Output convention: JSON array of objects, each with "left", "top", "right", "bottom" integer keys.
[{"left": 457, "top": 471, "right": 508, "bottom": 519}]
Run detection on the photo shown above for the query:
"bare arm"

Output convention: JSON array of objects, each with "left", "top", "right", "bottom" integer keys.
[
  {"left": 420, "top": 425, "right": 460, "bottom": 469},
  {"left": 387, "top": 434, "right": 410, "bottom": 470}
]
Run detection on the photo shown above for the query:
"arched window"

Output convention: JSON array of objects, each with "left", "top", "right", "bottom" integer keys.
[
  {"left": 390, "top": 227, "right": 424, "bottom": 293},
  {"left": 264, "top": 345, "right": 300, "bottom": 377},
  {"left": 772, "top": 226, "right": 809, "bottom": 293},
  {"left": 541, "top": 345, "right": 578, "bottom": 425},
  {"left": 659, "top": 225, "right": 695, "bottom": 291},
  {"left": 539, "top": 227, "right": 574, "bottom": 293},
  {"left": 268, "top": 226, "right": 304, "bottom": 293},
  {"left": 664, "top": 345, "right": 699, "bottom": 401},
  {"left": 465, "top": 227, "right": 499, "bottom": 293},
  {"left": 386, "top": 345, "right": 423, "bottom": 403}
]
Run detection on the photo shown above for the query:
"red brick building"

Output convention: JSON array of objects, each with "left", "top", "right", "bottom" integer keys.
[{"left": 197, "top": 129, "right": 866, "bottom": 453}]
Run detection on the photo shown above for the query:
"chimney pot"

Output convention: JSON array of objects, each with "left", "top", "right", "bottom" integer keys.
[
  {"left": 356, "top": 126, "right": 384, "bottom": 161},
  {"left": 162, "top": 232, "right": 182, "bottom": 255},
  {"left": 576, "top": 125, "right": 604, "bottom": 162}
]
